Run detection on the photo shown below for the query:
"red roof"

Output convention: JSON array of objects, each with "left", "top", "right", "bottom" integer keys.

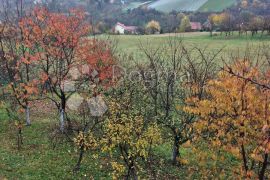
[
  {"left": 116, "top": 22, "right": 137, "bottom": 32},
  {"left": 190, "top": 22, "right": 202, "bottom": 30}
]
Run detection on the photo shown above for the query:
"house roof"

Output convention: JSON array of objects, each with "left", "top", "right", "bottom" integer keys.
[
  {"left": 116, "top": 22, "right": 137, "bottom": 32},
  {"left": 190, "top": 22, "right": 202, "bottom": 30}
]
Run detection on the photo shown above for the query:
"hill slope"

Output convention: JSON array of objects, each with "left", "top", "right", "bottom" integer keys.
[
  {"left": 147, "top": 0, "right": 237, "bottom": 13},
  {"left": 148, "top": 0, "right": 208, "bottom": 12},
  {"left": 199, "top": 0, "right": 237, "bottom": 12}
]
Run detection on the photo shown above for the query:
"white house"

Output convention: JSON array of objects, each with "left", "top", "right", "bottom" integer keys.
[{"left": 114, "top": 22, "right": 138, "bottom": 34}]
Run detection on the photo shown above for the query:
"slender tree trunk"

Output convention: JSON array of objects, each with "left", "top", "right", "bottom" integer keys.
[
  {"left": 241, "top": 144, "right": 248, "bottom": 173},
  {"left": 60, "top": 93, "right": 72, "bottom": 131},
  {"left": 25, "top": 104, "right": 31, "bottom": 126},
  {"left": 60, "top": 108, "right": 65, "bottom": 132},
  {"left": 172, "top": 135, "right": 180, "bottom": 164},
  {"left": 126, "top": 164, "right": 137, "bottom": 180},
  {"left": 130, "top": 167, "right": 137, "bottom": 180},
  {"left": 17, "top": 127, "right": 23, "bottom": 150},
  {"left": 259, "top": 153, "right": 268, "bottom": 180},
  {"left": 74, "top": 145, "right": 85, "bottom": 171}
]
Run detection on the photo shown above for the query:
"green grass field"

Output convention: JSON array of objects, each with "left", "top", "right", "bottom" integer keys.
[
  {"left": 111, "top": 32, "right": 270, "bottom": 66},
  {"left": 199, "top": 0, "right": 237, "bottom": 12},
  {"left": 1, "top": 33, "right": 269, "bottom": 179},
  {"left": 0, "top": 113, "right": 239, "bottom": 179}
]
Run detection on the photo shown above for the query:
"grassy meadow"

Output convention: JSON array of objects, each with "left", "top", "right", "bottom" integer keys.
[
  {"left": 0, "top": 109, "right": 239, "bottom": 179},
  {"left": 1, "top": 32, "right": 269, "bottom": 179},
  {"left": 112, "top": 32, "right": 270, "bottom": 66}
]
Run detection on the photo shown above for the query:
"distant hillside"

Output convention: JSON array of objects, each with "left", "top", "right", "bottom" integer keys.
[
  {"left": 147, "top": 0, "right": 237, "bottom": 13},
  {"left": 199, "top": 0, "right": 237, "bottom": 12},
  {"left": 148, "top": 0, "right": 207, "bottom": 12}
]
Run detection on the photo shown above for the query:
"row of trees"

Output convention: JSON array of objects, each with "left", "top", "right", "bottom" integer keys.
[
  {"left": 67, "top": 39, "right": 270, "bottom": 179},
  {"left": 1, "top": 2, "right": 270, "bottom": 179},
  {"left": 207, "top": 11, "right": 270, "bottom": 36}
]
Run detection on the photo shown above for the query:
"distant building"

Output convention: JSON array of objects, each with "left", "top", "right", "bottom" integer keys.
[
  {"left": 114, "top": 22, "right": 138, "bottom": 34},
  {"left": 190, "top": 22, "right": 202, "bottom": 31}
]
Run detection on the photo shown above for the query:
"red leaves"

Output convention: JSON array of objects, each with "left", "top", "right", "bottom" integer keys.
[
  {"left": 6, "top": 6, "right": 116, "bottom": 109},
  {"left": 20, "top": 57, "right": 30, "bottom": 65},
  {"left": 77, "top": 39, "right": 116, "bottom": 87}
]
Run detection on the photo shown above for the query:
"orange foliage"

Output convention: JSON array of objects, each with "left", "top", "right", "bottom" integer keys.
[{"left": 185, "top": 60, "right": 270, "bottom": 178}]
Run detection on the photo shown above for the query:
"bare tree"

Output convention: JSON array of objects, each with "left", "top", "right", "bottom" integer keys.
[{"left": 139, "top": 37, "right": 220, "bottom": 164}]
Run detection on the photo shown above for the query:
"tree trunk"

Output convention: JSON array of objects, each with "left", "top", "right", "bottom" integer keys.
[
  {"left": 17, "top": 127, "right": 23, "bottom": 150},
  {"left": 259, "top": 153, "right": 268, "bottom": 180},
  {"left": 126, "top": 164, "right": 137, "bottom": 180},
  {"left": 172, "top": 135, "right": 180, "bottom": 164},
  {"left": 74, "top": 145, "right": 84, "bottom": 172},
  {"left": 60, "top": 108, "right": 65, "bottom": 132},
  {"left": 25, "top": 105, "right": 31, "bottom": 126},
  {"left": 241, "top": 144, "right": 248, "bottom": 173},
  {"left": 60, "top": 93, "right": 72, "bottom": 131}
]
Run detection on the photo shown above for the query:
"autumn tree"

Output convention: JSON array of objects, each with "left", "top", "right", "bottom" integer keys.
[
  {"left": 238, "top": 11, "right": 253, "bottom": 36},
  {"left": 261, "top": 15, "right": 270, "bottom": 35},
  {"left": 145, "top": 20, "right": 161, "bottom": 34},
  {"left": 0, "top": 0, "right": 39, "bottom": 126},
  {"left": 249, "top": 16, "right": 264, "bottom": 36},
  {"left": 72, "top": 100, "right": 101, "bottom": 171},
  {"left": 18, "top": 7, "right": 115, "bottom": 132},
  {"left": 179, "top": 15, "right": 191, "bottom": 32},
  {"left": 207, "top": 14, "right": 216, "bottom": 36},
  {"left": 71, "top": 39, "right": 116, "bottom": 171},
  {"left": 216, "top": 12, "right": 235, "bottom": 36},
  {"left": 101, "top": 86, "right": 161, "bottom": 179},
  {"left": 241, "top": 0, "right": 249, "bottom": 8},
  {"left": 185, "top": 59, "right": 270, "bottom": 179}
]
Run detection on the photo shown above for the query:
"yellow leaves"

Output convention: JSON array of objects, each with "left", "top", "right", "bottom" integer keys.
[
  {"left": 111, "top": 162, "right": 125, "bottom": 180},
  {"left": 146, "top": 20, "right": 161, "bottom": 33},
  {"left": 184, "top": 59, "right": 270, "bottom": 172},
  {"left": 225, "top": 146, "right": 241, "bottom": 159},
  {"left": 211, "top": 140, "right": 221, "bottom": 147},
  {"left": 74, "top": 131, "right": 97, "bottom": 151},
  {"left": 177, "top": 157, "right": 189, "bottom": 165},
  {"left": 101, "top": 98, "right": 161, "bottom": 177},
  {"left": 211, "top": 154, "right": 218, "bottom": 161},
  {"left": 251, "top": 153, "right": 264, "bottom": 162},
  {"left": 182, "top": 140, "right": 191, "bottom": 148},
  {"left": 15, "top": 121, "right": 23, "bottom": 129},
  {"left": 175, "top": 105, "right": 182, "bottom": 111}
]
